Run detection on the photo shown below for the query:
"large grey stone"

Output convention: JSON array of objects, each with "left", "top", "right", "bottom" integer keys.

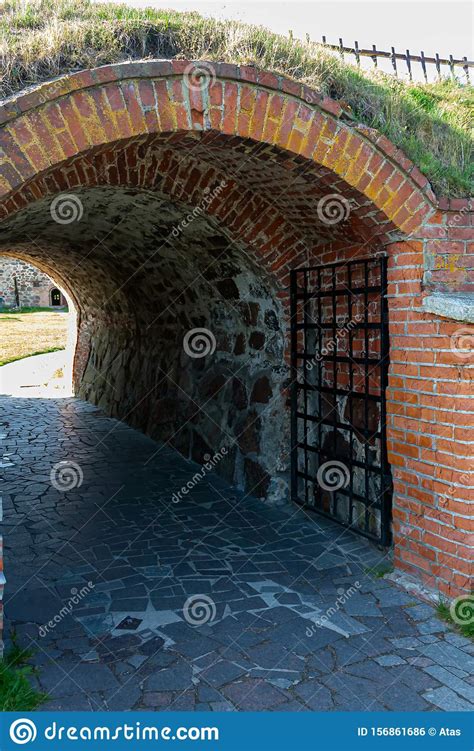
[{"left": 422, "top": 293, "right": 474, "bottom": 324}]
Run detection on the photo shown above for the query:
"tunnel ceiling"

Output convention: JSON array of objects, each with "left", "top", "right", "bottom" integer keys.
[
  {"left": 0, "top": 131, "right": 401, "bottom": 323},
  {"left": 0, "top": 186, "right": 285, "bottom": 323},
  {"left": 0, "top": 134, "right": 398, "bottom": 256}
]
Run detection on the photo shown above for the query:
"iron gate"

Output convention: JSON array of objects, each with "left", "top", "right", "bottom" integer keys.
[{"left": 290, "top": 256, "right": 392, "bottom": 546}]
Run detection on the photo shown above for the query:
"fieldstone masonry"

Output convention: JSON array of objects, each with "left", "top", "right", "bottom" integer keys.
[
  {"left": 0, "top": 256, "right": 66, "bottom": 308},
  {"left": 0, "top": 60, "right": 472, "bottom": 619}
]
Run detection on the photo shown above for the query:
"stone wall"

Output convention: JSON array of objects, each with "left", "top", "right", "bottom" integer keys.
[
  {"left": 0, "top": 256, "right": 67, "bottom": 309},
  {"left": 74, "top": 198, "right": 288, "bottom": 501},
  {"left": 1, "top": 189, "right": 289, "bottom": 502}
]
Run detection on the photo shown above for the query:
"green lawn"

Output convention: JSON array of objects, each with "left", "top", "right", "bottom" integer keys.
[
  {"left": 0, "top": 310, "right": 68, "bottom": 366},
  {"left": 437, "top": 600, "right": 474, "bottom": 641},
  {"left": 0, "top": 636, "right": 47, "bottom": 711},
  {"left": 0, "top": 0, "right": 472, "bottom": 195}
]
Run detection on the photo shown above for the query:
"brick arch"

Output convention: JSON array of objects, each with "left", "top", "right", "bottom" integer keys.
[
  {"left": 0, "top": 139, "right": 311, "bottom": 295},
  {"left": 1, "top": 61, "right": 472, "bottom": 601},
  {"left": 0, "top": 60, "right": 436, "bottom": 238}
]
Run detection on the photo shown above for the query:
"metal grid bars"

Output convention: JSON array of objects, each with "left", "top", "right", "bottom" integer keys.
[{"left": 290, "top": 256, "right": 392, "bottom": 546}]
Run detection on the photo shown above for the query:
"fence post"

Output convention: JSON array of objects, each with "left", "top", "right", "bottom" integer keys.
[
  {"left": 391, "top": 46, "right": 397, "bottom": 76},
  {"left": 463, "top": 56, "right": 470, "bottom": 83},
  {"left": 406, "top": 49, "right": 412, "bottom": 80},
  {"left": 339, "top": 37, "right": 344, "bottom": 61},
  {"left": 449, "top": 54, "right": 455, "bottom": 80},
  {"left": 420, "top": 50, "right": 428, "bottom": 82}
]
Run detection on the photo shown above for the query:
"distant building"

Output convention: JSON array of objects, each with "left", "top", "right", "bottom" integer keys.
[{"left": 0, "top": 257, "right": 67, "bottom": 309}]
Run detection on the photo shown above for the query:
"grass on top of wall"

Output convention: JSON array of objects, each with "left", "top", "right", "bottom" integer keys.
[{"left": 0, "top": 0, "right": 473, "bottom": 196}]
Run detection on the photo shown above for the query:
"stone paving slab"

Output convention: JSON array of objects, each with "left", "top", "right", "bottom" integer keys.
[{"left": 2, "top": 396, "right": 473, "bottom": 712}]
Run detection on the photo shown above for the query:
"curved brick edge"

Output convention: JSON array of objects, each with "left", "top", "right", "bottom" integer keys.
[
  {"left": 0, "top": 59, "right": 469, "bottom": 207},
  {"left": 0, "top": 58, "right": 455, "bottom": 236}
]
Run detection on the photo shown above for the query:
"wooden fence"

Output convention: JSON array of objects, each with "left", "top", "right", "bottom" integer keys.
[{"left": 316, "top": 36, "right": 472, "bottom": 83}]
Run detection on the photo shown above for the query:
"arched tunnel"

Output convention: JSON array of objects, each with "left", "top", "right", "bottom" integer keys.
[
  {"left": 0, "top": 178, "right": 291, "bottom": 500},
  {"left": 0, "top": 115, "right": 397, "bottom": 504}
]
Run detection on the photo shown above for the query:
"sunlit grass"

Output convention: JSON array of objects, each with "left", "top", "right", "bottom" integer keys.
[
  {"left": 0, "top": 310, "right": 68, "bottom": 365},
  {"left": 0, "top": 0, "right": 472, "bottom": 195},
  {"left": 436, "top": 600, "right": 474, "bottom": 641}
]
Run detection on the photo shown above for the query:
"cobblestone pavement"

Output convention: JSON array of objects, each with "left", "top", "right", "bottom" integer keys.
[{"left": 2, "top": 397, "right": 473, "bottom": 712}]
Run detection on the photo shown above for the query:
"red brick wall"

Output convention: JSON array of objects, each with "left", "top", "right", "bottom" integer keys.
[
  {"left": 424, "top": 203, "right": 474, "bottom": 292},
  {"left": 386, "top": 237, "right": 473, "bottom": 599}
]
